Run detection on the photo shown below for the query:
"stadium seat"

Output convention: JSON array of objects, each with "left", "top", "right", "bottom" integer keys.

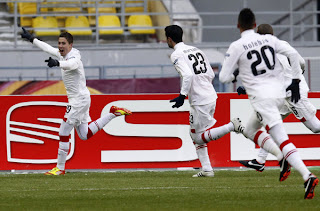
[
  {"left": 128, "top": 15, "right": 155, "bottom": 34},
  {"left": 52, "top": 7, "right": 82, "bottom": 13},
  {"left": 98, "top": 15, "right": 123, "bottom": 35},
  {"left": 124, "top": 1, "right": 145, "bottom": 13},
  {"left": 50, "top": 2, "right": 82, "bottom": 27},
  {"left": 86, "top": 1, "right": 116, "bottom": 25},
  {"left": 32, "top": 16, "right": 60, "bottom": 36},
  {"left": 65, "top": 16, "right": 92, "bottom": 36},
  {"left": 18, "top": 3, "right": 48, "bottom": 27},
  {"left": 7, "top": 2, "right": 14, "bottom": 13}
]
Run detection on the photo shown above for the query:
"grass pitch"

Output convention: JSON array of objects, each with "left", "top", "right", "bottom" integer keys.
[{"left": 0, "top": 169, "right": 319, "bottom": 210}]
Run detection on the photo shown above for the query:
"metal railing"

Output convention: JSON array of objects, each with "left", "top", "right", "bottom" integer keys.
[
  {"left": 0, "top": 62, "right": 228, "bottom": 92},
  {"left": 0, "top": 64, "right": 177, "bottom": 80},
  {"left": 0, "top": 0, "right": 320, "bottom": 48}
]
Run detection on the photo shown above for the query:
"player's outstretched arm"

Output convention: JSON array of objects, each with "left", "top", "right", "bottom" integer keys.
[
  {"left": 21, "top": 27, "right": 60, "bottom": 58},
  {"left": 21, "top": 27, "right": 34, "bottom": 43},
  {"left": 45, "top": 57, "right": 60, "bottom": 68}
]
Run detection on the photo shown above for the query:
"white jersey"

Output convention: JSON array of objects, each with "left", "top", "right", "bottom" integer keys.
[
  {"left": 276, "top": 42, "right": 309, "bottom": 96},
  {"left": 33, "top": 38, "right": 90, "bottom": 104},
  {"left": 170, "top": 42, "right": 217, "bottom": 106},
  {"left": 219, "top": 29, "right": 303, "bottom": 101}
]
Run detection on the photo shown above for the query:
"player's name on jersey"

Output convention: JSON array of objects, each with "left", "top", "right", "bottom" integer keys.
[
  {"left": 242, "top": 38, "right": 269, "bottom": 50},
  {"left": 183, "top": 47, "right": 198, "bottom": 54}
]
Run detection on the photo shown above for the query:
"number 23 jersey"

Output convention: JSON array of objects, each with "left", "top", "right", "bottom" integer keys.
[
  {"left": 220, "top": 29, "right": 303, "bottom": 100},
  {"left": 170, "top": 42, "right": 217, "bottom": 106}
]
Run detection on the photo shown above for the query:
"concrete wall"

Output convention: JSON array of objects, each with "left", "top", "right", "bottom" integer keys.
[{"left": 0, "top": 44, "right": 225, "bottom": 80}]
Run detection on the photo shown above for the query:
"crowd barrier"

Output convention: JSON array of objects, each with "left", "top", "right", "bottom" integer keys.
[{"left": 1, "top": 93, "right": 320, "bottom": 171}]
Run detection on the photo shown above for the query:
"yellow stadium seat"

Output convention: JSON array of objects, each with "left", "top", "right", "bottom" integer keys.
[
  {"left": 128, "top": 15, "right": 155, "bottom": 34},
  {"left": 50, "top": 2, "right": 82, "bottom": 27},
  {"left": 18, "top": 3, "right": 48, "bottom": 26},
  {"left": 32, "top": 16, "right": 60, "bottom": 36},
  {"left": 18, "top": 3, "right": 37, "bottom": 14},
  {"left": 98, "top": 15, "right": 123, "bottom": 35},
  {"left": 87, "top": 1, "right": 117, "bottom": 25},
  {"left": 51, "top": 1, "right": 82, "bottom": 13},
  {"left": 124, "top": 1, "right": 145, "bottom": 13},
  {"left": 65, "top": 16, "right": 92, "bottom": 36},
  {"left": 7, "top": 2, "right": 14, "bottom": 13},
  {"left": 52, "top": 7, "right": 82, "bottom": 13}
]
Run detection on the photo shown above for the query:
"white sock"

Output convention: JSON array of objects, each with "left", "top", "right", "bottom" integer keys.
[
  {"left": 254, "top": 130, "right": 283, "bottom": 161},
  {"left": 195, "top": 144, "right": 213, "bottom": 172},
  {"left": 282, "top": 142, "right": 311, "bottom": 181},
  {"left": 202, "top": 122, "right": 233, "bottom": 142},
  {"left": 269, "top": 124, "right": 311, "bottom": 181},
  {"left": 256, "top": 148, "right": 269, "bottom": 164},
  {"left": 57, "top": 141, "right": 69, "bottom": 170},
  {"left": 304, "top": 116, "right": 320, "bottom": 133},
  {"left": 89, "top": 113, "right": 116, "bottom": 135}
]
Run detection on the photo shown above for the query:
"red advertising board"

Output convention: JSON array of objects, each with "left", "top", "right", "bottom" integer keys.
[{"left": 1, "top": 93, "right": 320, "bottom": 171}]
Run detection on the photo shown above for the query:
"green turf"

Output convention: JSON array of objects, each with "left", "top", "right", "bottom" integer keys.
[{"left": 0, "top": 169, "right": 319, "bottom": 210}]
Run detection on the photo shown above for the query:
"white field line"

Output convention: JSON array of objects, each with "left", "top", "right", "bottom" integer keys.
[
  {"left": 2, "top": 185, "right": 300, "bottom": 193},
  {"left": 4, "top": 187, "right": 194, "bottom": 192}
]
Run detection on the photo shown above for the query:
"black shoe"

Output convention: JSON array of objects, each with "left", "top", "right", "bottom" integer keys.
[
  {"left": 279, "top": 159, "right": 291, "bottom": 182},
  {"left": 239, "top": 159, "right": 265, "bottom": 172},
  {"left": 304, "top": 174, "right": 319, "bottom": 199}
]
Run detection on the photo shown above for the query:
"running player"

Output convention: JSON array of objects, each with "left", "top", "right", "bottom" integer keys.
[
  {"left": 219, "top": 9, "right": 318, "bottom": 199},
  {"left": 165, "top": 25, "right": 244, "bottom": 178},
  {"left": 238, "top": 24, "right": 320, "bottom": 176},
  {"left": 21, "top": 28, "right": 132, "bottom": 175}
]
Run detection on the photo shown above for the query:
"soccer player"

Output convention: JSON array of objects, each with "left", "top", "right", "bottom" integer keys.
[
  {"left": 21, "top": 28, "right": 132, "bottom": 175},
  {"left": 238, "top": 24, "right": 320, "bottom": 173},
  {"left": 165, "top": 25, "right": 244, "bottom": 178},
  {"left": 219, "top": 9, "right": 318, "bottom": 199}
]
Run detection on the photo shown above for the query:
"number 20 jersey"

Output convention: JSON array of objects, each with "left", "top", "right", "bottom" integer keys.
[
  {"left": 170, "top": 42, "right": 217, "bottom": 106},
  {"left": 220, "top": 29, "right": 303, "bottom": 100}
]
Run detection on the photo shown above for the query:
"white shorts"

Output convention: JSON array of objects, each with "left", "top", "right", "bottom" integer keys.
[
  {"left": 64, "top": 96, "right": 92, "bottom": 126},
  {"left": 250, "top": 98, "right": 284, "bottom": 129},
  {"left": 279, "top": 94, "right": 316, "bottom": 121},
  {"left": 189, "top": 101, "right": 217, "bottom": 134}
]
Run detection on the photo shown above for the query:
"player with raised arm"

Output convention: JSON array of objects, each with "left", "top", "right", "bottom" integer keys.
[
  {"left": 238, "top": 24, "right": 320, "bottom": 175},
  {"left": 21, "top": 28, "right": 132, "bottom": 175},
  {"left": 219, "top": 9, "right": 318, "bottom": 199},
  {"left": 165, "top": 25, "right": 244, "bottom": 178}
]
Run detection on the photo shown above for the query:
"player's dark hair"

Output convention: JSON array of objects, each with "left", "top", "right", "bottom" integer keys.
[
  {"left": 165, "top": 25, "right": 183, "bottom": 43},
  {"left": 238, "top": 8, "right": 255, "bottom": 30},
  {"left": 59, "top": 32, "right": 73, "bottom": 44},
  {"left": 257, "top": 24, "right": 274, "bottom": 35}
]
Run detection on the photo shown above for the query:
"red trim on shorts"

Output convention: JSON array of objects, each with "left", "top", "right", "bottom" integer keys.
[
  {"left": 265, "top": 125, "right": 270, "bottom": 133},
  {"left": 253, "top": 130, "right": 263, "bottom": 145},
  {"left": 300, "top": 117, "right": 306, "bottom": 122},
  {"left": 280, "top": 140, "right": 291, "bottom": 151},
  {"left": 87, "top": 128, "right": 94, "bottom": 139},
  {"left": 59, "top": 136, "right": 69, "bottom": 142}
]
